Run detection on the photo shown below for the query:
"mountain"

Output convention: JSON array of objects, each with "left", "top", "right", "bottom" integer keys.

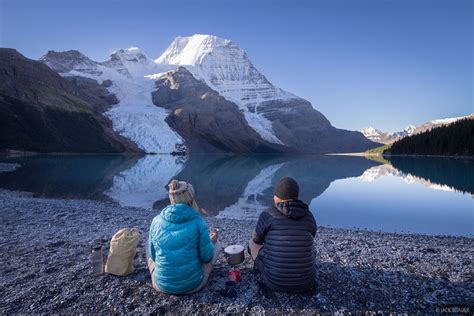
[
  {"left": 151, "top": 67, "right": 281, "bottom": 153},
  {"left": 361, "top": 114, "right": 473, "bottom": 144},
  {"left": 37, "top": 34, "right": 378, "bottom": 154},
  {"left": 155, "top": 35, "right": 377, "bottom": 153},
  {"left": 387, "top": 117, "right": 474, "bottom": 157},
  {"left": 155, "top": 34, "right": 298, "bottom": 145},
  {"left": 0, "top": 48, "right": 140, "bottom": 153},
  {"left": 39, "top": 50, "right": 100, "bottom": 75},
  {"left": 361, "top": 125, "right": 416, "bottom": 144},
  {"left": 41, "top": 47, "right": 186, "bottom": 154},
  {"left": 413, "top": 114, "right": 473, "bottom": 134}
]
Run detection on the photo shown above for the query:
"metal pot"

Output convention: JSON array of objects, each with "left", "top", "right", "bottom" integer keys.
[{"left": 224, "top": 244, "right": 245, "bottom": 266}]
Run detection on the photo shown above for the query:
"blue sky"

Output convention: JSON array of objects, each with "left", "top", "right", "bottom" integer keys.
[{"left": 1, "top": 0, "right": 472, "bottom": 131}]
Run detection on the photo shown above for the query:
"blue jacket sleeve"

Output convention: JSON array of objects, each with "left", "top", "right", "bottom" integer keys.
[
  {"left": 197, "top": 218, "right": 214, "bottom": 263},
  {"left": 148, "top": 220, "right": 156, "bottom": 262}
]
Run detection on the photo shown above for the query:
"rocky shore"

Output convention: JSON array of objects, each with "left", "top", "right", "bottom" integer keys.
[{"left": 0, "top": 189, "right": 472, "bottom": 314}]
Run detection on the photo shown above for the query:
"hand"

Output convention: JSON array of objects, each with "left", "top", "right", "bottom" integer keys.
[{"left": 210, "top": 230, "right": 218, "bottom": 243}]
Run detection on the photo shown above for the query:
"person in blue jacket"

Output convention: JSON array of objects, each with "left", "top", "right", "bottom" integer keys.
[{"left": 147, "top": 179, "right": 220, "bottom": 294}]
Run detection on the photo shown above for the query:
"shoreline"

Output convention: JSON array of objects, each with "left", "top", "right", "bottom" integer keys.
[
  {"left": 1, "top": 189, "right": 473, "bottom": 313},
  {"left": 2, "top": 151, "right": 473, "bottom": 161},
  {"left": 326, "top": 152, "right": 474, "bottom": 159}
]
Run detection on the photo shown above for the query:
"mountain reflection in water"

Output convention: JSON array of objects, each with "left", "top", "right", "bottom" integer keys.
[
  {"left": 388, "top": 156, "right": 474, "bottom": 195},
  {"left": 0, "top": 154, "right": 472, "bottom": 236}
]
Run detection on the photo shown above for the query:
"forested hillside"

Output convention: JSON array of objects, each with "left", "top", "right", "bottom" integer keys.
[{"left": 387, "top": 118, "right": 473, "bottom": 156}]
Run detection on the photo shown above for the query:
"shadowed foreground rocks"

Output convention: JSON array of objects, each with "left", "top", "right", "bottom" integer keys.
[{"left": 0, "top": 190, "right": 472, "bottom": 314}]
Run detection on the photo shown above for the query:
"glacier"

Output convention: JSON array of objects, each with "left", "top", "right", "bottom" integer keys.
[
  {"left": 40, "top": 35, "right": 378, "bottom": 154},
  {"left": 41, "top": 48, "right": 185, "bottom": 154},
  {"left": 103, "top": 69, "right": 184, "bottom": 154},
  {"left": 41, "top": 37, "right": 288, "bottom": 151}
]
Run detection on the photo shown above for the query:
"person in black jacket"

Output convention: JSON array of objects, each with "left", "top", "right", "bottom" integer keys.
[{"left": 248, "top": 177, "right": 317, "bottom": 292}]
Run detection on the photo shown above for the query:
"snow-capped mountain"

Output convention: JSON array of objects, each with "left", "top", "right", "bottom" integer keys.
[
  {"left": 360, "top": 127, "right": 385, "bottom": 143},
  {"left": 40, "top": 50, "right": 101, "bottom": 75},
  {"left": 361, "top": 114, "right": 472, "bottom": 144},
  {"left": 39, "top": 34, "right": 378, "bottom": 154},
  {"left": 156, "top": 35, "right": 295, "bottom": 144},
  {"left": 102, "top": 47, "right": 158, "bottom": 78},
  {"left": 390, "top": 125, "right": 416, "bottom": 138},
  {"left": 414, "top": 114, "right": 473, "bottom": 134},
  {"left": 360, "top": 125, "right": 416, "bottom": 144}
]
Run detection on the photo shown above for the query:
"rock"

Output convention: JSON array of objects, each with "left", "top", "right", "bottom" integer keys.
[
  {"left": 152, "top": 67, "right": 284, "bottom": 154},
  {"left": 0, "top": 189, "right": 472, "bottom": 314},
  {"left": 65, "top": 76, "right": 119, "bottom": 109}
]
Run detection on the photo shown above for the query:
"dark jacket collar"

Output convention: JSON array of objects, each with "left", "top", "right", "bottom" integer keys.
[{"left": 275, "top": 200, "right": 309, "bottom": 219}]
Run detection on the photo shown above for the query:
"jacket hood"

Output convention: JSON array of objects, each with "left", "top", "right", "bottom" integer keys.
[
  {"left": 160, "top": 203, "right": 200, "bottom": 224},
  {"left": 275, "top": 200, "right": 309, "bottom": 219}
]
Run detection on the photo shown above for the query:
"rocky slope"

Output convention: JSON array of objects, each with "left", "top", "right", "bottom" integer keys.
[
  {"left": 0, "top": 49, "right": 140, "bottom": 153},
  {"left": 151, "top": 67, "right": 284, "bottom": 153},
  {"left": 155, "top": 34, "right": 297, "bottom": 145},
  {"left": 39, "top": 34, "right": 378, "bottom": 154}
]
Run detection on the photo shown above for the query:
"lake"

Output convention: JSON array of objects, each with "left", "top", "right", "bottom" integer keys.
[{"left": 0, "top": 154, "right": 472, "bottom": 237}]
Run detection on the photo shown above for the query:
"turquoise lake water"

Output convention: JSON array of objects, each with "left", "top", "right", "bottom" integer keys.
[{"left": 0, "top": 154, "right": 472, "bottom": 237}]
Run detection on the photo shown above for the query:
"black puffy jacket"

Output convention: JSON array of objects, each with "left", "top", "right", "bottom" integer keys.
[{"left": 253, "top": 200, "right": 316, "bottom": 292}]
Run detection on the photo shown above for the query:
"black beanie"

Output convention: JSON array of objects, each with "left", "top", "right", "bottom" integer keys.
[{"left": 274, "top": 177, "right": 299, "bottom": 200}]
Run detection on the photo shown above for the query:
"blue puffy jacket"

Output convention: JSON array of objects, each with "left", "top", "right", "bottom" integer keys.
[{"left": 148, "top": 203, "right": 214, "bottom": 294}]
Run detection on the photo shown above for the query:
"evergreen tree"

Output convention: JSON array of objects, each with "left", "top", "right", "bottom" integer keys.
[{"left": 387, "top": 118, "right": 474, "bottom": 156}]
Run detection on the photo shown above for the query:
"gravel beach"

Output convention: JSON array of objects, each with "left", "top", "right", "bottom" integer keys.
[{"left": 0, "top": 189, "right": 473, "bottom": 314}]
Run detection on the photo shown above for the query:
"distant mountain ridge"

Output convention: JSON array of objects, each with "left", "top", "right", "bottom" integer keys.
[
  {"left": 38, "top": 34, "right": 378, "bottom": 154},
  {"left": 361, "top": 114, "right": 473, "bottom": 144},
  {"left": 361, "top": 125, "right": 416, "bottom": 144}
]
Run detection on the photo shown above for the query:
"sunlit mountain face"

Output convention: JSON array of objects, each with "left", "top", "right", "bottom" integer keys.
[{"left": 37, "top": 34, "right": 377, "bottom": 155}]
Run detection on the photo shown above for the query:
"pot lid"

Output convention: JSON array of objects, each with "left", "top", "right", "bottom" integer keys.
[{"left": 224, "top": 244, "right": 244, "bottom": 254}]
